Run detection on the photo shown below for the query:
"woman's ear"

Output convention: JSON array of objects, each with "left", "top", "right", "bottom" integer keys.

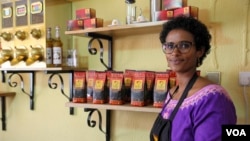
[{"left": 197, "top": 47, "right": 205, "bottom": 58}]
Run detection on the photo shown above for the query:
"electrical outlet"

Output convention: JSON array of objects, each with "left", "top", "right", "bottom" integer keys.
[
  {"left": 206, "top": 71, "right": 220, "bottom": 84},
  {"left": 239, "top": 72, "right": 250, "bottom": 86}
]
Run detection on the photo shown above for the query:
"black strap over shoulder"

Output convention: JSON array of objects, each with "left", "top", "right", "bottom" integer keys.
[
  {"left": 150, "top": 73, "right": 198, "bottom": 141},
  {"left": 169, "top": 73, "right": 198, "bottom": 120}
]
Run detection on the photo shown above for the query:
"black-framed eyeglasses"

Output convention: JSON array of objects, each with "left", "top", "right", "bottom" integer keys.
[{"left": 162, "top": 41, "right": 194, "bottom": 54}]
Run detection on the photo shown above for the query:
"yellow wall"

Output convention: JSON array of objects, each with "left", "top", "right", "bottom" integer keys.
[{"left": 1, "top": 0, "right": 250, "bottom": 141}]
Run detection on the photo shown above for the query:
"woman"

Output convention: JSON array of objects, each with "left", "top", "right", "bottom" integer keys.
[{"left": 150, "top": 16, "right": 237, "bottom": 141}]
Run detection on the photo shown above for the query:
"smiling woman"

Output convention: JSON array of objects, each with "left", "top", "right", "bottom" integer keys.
[{"left": 150, "top": 15, "right": 237, "bottom": 141}]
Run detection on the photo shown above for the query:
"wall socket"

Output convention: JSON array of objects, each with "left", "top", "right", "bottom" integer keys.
[
  {"left": 206, "top": 71, "right": 221, "bottom": 84},
  {"left": 239, "top": 72, "right": 250, "bottom": 86}
]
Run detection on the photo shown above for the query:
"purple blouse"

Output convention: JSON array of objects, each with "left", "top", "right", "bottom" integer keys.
[{"left": 161, "top": 84, "right": 237, "bottom": 141}]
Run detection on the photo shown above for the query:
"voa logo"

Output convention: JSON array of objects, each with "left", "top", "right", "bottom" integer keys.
[{"left": 226, "top": 129, "right": 247, "bottom": 136}]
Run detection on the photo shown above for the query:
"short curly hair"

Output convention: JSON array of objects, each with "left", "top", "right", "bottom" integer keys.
[{"left": 159, "top": 16, "right": 211, "bottom": 67}]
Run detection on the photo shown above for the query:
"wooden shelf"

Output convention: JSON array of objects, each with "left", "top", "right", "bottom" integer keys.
[
  {"left": 65, "top": 21, "right": 167, "bottom": 37},
  {"left": 66, "top": 102, "right": 161, "bottom": 113},
  {"left": 45, "top": 0, "right": 84, "bottom": 5},
  {"left": 0, "top": 67, "right": 62, "bottom": 71},
  {"left": 0, "top": 67, "right": 87, "bottom": 71},
  {"left": 0, "top": 92, "right": 15, "bottom": 97}
]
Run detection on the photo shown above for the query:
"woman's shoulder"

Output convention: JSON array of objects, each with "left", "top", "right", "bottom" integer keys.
[
  {"left": 167, "top": 84, "right": 228, "bottom": 107},
  {"left": 190, "top": 76, "right": 231, "bottom": 99},
  {"left": 195, "top": 84, "right": 229, "bottom": 98},
  {"left": 183, "top": 84, "right": 233, "bottom": 108}
]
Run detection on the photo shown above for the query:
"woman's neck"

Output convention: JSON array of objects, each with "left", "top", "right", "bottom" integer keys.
[{"left": 176, "top": 71, "right": 197, "bottom": 86}]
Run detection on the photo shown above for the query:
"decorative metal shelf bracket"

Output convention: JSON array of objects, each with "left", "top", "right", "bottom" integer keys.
[
  {"left": 3, "top": 71, "right": 35, "bottom": 110},
  {"left": 87, "top": 33, "right": 113, "bottom": 70},
  {"left": 84, "top": 33, "right": 113, "bottom": 141},
  {"left": 84, "top": 108, "right": 111, "bottom": 141},
  {"left": 1, "top": 96, "right": 7, "bottom": 131},
  {"left": 1, "top": 71, "right": 6, "bottom": 83},
  {"left": 46, "top": 70, "right": 74, "bottom": 115},
  {"left": 0, "top": 92, "right": 15, "bottom": 131}
]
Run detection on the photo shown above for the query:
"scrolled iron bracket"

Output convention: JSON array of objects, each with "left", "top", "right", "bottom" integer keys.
[
  {"left": 88, "top": 38, "right": 110, "bottom": 70},
  {"left": 84, "top": 33, "right": 112, "bottom": 141},
  {"left": 84, "top": 108, "right": 106, "bottom": 134},
  {"left": 87, "top": 33, "right": 113, "bottom": 71},
  {"left": 48, "top": 73, "right": 70, "bottom": 99},
  {"left": 7, "top": 71, "right": 35, "bottom": 110},
  {"left": 46, "top": 70, "right": 74, "bottom": 115},
  {"left": 1, "top": 71, "right": 6, "bottom": 83},
  {"left": 84, "top": 108, "right": 111, "bottom": 141}
]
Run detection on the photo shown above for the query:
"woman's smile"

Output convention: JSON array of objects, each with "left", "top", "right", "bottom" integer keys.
[{"left": 168, "top": 58, "right": 184, "bottom": 65}]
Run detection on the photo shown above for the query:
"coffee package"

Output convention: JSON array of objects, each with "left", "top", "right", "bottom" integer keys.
[
  {"left": 86, "top": 70, "right": 96, "bottom": 102},
  {"left": 153, "top": 72, "right": 169, "bottom": 108},
  {"left": 131, "top": 71, "right": 146, "bottom": 107},
  {"left": 145, "top": 71, "right": 155, "bottom": 105},
  {"left": 109, "top": 71, "right": 125, "bottom": 105},
  {"left": 93, "top": 71, "right": 108, "bottom": 104},
  {"left": 73, "top": 71, "right": 87, "bottom": 103},
  {"left": 123, "top": 69, "right": 135, "bottom": 102}
]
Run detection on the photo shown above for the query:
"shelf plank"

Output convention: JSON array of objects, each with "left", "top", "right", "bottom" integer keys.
[
  {"left": 0, "top": 67, "right": 87, "bottom": 71},
  {"left": 0, "top": 92, "right": 16, "bottom": 97},
  {"left": 0, "top": 67, "right": 62, "bottom": 71},
  {"left": 65, "top": 21, "right": 167, "bottom": 37},
  {"left": 45, "top": 0, "right": 84, "bottom": 5},
  {"left": 66, "top": 102, "right": 161, "bottom": 113}
]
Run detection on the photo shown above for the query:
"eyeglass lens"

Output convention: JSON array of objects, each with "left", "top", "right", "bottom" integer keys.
[{"left": 162, "top": 41, "right": 193, "bottom": 54}]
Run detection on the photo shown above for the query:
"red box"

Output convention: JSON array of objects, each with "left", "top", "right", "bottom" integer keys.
[
  {"left": 154, "top": 10, "right": 174, "bottom": 21},
  {"left": 84, "top": 18, "right": 103, "bottom": 29},
  {"left": 174, "top": 6, "right": 199, "bottom": 19},
  {"left": 67, "top": 19, "right": 84, "bottom": 31},
  {"left": 76, "top": 8, "right": 96, "bottom": 20}
]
